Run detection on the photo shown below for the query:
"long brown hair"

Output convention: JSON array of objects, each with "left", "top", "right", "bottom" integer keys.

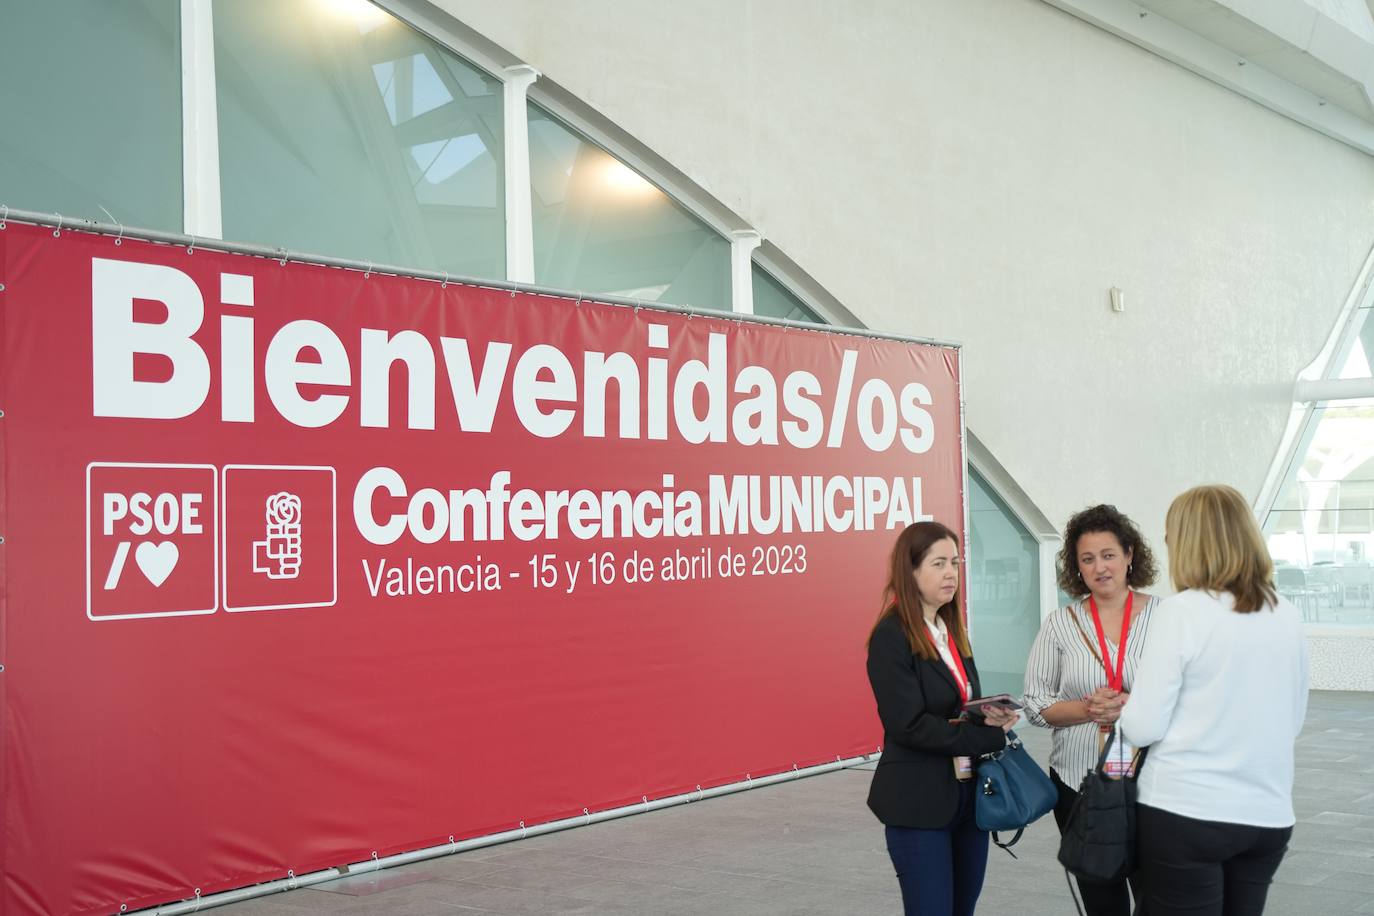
[
  {"left": 1165, "top": 484, "right": 1277, "bottom": 613},
  {"left": 868, "top": 521, "right": 972, "bottom": 660}
]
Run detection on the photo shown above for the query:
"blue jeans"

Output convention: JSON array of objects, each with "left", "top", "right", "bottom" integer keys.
[{"left": 884, "top": 781, "right": 989, "bottom": 916}]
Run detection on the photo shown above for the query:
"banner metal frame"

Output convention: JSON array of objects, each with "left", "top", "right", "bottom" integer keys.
[{"left": 0, "top": 209, "right": 961, "bottom": 350}]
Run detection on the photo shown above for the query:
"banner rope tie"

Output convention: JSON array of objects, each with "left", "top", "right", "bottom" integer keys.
[{"left": 98, "top": 206, "right": 124, "bottom": 246}]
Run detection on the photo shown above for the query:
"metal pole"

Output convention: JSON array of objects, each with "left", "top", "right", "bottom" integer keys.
[
  {"left": 134, "top": 753, "right": 878, "bottom": 915},
  {"left": 958, "top": 351, "right": 973, "bottom": 627}
]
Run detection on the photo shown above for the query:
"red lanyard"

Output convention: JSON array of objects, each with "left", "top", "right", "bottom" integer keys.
[
  {"left": 1088, "top": 591, "right": 1133, "bottom": 692},
  {"left": 929, "top": 621, "right": 971, "bottom": 703}
]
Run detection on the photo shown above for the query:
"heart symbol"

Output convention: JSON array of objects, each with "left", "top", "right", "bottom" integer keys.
[{"left": 135, "top": 541, "right": 179, "bottom": 587}]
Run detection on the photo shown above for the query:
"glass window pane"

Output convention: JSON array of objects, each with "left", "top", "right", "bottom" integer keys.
[
  {"left": 0, "top": 0, "right": 182, "bottom": 231},
  {"left": 1264, "top": 400, "right": 1374, "bottom": 625},
  {"left": 215, "top": 0, "right": 504, "bottom": 278},
  {"left": 528, "top": 104, "right": 730, "bottom": 308},
  {"left": 1337, "top": 309, "right": 1374, "bottom": 379},
  {"left": 752, "top": 265, "right": 823, "bottom": 323},
  {"left": 967, "top": 469, "right": 1042, "bottom": 697}
]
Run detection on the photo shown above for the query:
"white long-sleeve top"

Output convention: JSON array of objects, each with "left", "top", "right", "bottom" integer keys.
[{"left": 1119, "top": 588, "right": 1309, "bottom": 828}]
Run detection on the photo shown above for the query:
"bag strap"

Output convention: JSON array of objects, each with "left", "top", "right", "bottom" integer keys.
[
  {"left": 1094, "top": 725, "right": 1151, "bottom": 776},
  {"left": 1064, "top": 869, "right": 1087, "bottom": 916},
  {"left": 1066, "top": 603, "right": 1103, "bottom": 667},
  {"left": 1094, "top": 726, "right": 1119, "bottom": 771},
  {"left": 991, "top": 828, "right": 1024, "bottom": 857}
]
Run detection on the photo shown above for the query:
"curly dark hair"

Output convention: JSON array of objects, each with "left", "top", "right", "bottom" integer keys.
[{"left": 1055, "top": 504, "right": 1158, "bottom": 597}]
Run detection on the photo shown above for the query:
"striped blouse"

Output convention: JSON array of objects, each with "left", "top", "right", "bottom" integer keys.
[{"left": 1021, "top": 593, "right": 1159, "bottom": 785}]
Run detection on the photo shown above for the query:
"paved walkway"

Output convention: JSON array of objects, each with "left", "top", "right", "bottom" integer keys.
[{"left": 212, "top": 691, "right": 1374, "bottom": 915}]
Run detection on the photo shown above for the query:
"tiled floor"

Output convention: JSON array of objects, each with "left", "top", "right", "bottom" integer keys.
[{"left": 206, "top": 691, "right": 1374, "bottom": 915}]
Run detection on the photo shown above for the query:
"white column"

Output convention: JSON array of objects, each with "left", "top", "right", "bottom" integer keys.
[
  {"left": 181, "top": 0, "right": 222, "bottom": 238},
  {"left": 503, "top": 64, "right": 540, "bottom": 283},
  {"left": 730, "top": 230, "right": 762, "bottom": 314}
]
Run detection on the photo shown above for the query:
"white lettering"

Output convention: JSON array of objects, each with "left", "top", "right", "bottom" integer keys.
[{"left": 92, "top": 258, "right": 209, "bottom": 419}]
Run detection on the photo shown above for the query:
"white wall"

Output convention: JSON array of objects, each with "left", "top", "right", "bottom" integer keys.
[{"left": 432, "top": 0, "right": 1374, "bottom": 585}]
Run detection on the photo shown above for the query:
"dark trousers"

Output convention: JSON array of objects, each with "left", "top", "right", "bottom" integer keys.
[
  {"left": 1050, "top": 768, "right": 1144, "bottom": 916},
  {"left": 884, "top": 781, "right": 989, "bottom": 916},
  {"left": 1136, "top": 804, "right": 1291, "bottom": 916}
]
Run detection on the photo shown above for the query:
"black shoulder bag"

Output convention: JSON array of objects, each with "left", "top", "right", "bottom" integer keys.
[{"left": 1057, "top": 726, "right": 1148, "bottom": 885}]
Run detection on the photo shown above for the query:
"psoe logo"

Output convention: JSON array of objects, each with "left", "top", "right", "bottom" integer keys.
[
  {"left": 223, "top": 466, "right": 336, "bottom": 612},
  {"left": 86, "top": 463, "right": 219, "bottom": 620},
  {"left": 253, "top": 492, "right": 304, "bottom": 580}
]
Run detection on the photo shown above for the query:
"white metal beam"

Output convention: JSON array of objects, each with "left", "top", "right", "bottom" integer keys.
[
  {"left": 1294, "top": 377, "right": 1374, "bottom": 402},
  {"left": 502, "top": 64, "right": 539, "bottom": 283},
  {"left": 181, "top": 0, "right": 222, "bottom": 238},
  {"left": 1041, "top": 0, "right": 1374, "bottom": 157},
  {"left": 730, "top": 230, "right": 762, "bottom": 314}
]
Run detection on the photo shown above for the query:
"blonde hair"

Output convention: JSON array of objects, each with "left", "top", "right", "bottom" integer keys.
[{"left": 1165, "top": 485, "right": 1277, "bottom": 613}]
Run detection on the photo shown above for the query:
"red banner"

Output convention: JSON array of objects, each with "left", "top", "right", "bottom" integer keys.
[{"left": 0, "top": 221, "right": 964, "bottom": 915}]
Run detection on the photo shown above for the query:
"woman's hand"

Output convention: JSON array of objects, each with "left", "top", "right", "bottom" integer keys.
[
  {"left": 981, "top": 706, "right": 1020, "bottom": 732},
  {"left": 1084, "top": 688, "right": 1129, "bottom": 725}
]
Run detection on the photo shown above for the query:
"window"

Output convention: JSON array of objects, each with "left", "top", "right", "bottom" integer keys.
[
  {"left": 214, "top": 0, "right": 505, "bottom": 278},
  {"left": 967, "top": 468, "right": 1043, "bottom": 696},
  {"left": 0, "top": 0, "right": 182, "bottom": 231},
  {"left": 752, "top": 265, "right": 823, "bottom": 323},
  {"left": 1264, "top": 397, "right": 1374, "bottom": 625},
  {"left": 1262, "top": 280, "right": 1374, "bottom": 626},
  {"left": 528, "top": 104, "right": 730, "bottom": 308},
  {"left": 1337, "top": 303, "right": 1374, "bottom": 379}
]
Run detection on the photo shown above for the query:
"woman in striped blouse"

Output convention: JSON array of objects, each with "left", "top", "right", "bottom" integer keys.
[{"left": 1023, "top": 504, "right": 1160, "bottom": 916}]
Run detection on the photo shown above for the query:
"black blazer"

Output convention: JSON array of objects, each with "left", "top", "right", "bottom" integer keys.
[{"left": 866, "top": 613, "right": 1007, "bottom": 828}]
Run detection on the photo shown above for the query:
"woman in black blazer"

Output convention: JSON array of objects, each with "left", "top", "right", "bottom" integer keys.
[{"left": 867, "top": 521, "right": 1017, "bottom": 916}]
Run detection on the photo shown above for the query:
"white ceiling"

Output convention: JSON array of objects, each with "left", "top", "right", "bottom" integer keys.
[{"left": 1138, "top": 0, "right": 1374, "bottom": 121}]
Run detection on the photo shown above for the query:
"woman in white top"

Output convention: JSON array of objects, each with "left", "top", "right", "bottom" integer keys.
[
  {"left": 1023, "top": 504, "right": 1160, "bottom": 916},
  {"left": 1121, "top": 484, "right": 1308, "bottom": 916}
]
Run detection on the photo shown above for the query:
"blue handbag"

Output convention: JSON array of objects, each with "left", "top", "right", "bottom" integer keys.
[{"left": 974, "top": 729, "right": 1057, "bottom": 853}]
